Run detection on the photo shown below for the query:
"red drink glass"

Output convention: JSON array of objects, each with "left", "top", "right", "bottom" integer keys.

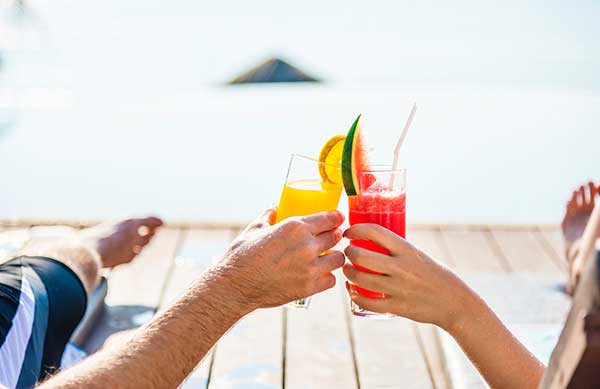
[{"left": 348, "top": 167, "right": 406, "bottom": 318}]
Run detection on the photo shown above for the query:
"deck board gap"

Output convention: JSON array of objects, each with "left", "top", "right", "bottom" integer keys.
[
  {"left": 281, "top": 308, "right": 287, "bottom": 389},
  {"left": 155, "top": 228, "right": 189, "bottom": 312},
  {"left": 533, "top": 227, "right": 566, "bottom": 271},
  {"left": 412, "top": 323, "right": 439, "bottom": 389},
  {"left": 483, "top": 228, "right": 513, "bottom": 273},
  {"left": 433, "top": 226, "right": 456, "bottom": 268},
  {"left": 205, "top": 346, "right": 217, "bottom": 389},
  {"left": 342, "top": 287, "right": 362, "bottom": 389},
  {"left": 435, "top": 227, "right": 457, "bottom": 269}
]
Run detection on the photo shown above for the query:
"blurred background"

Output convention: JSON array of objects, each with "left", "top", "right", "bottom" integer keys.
[{"left": 0, "top": 0, "right": 598, "bottom": 224}]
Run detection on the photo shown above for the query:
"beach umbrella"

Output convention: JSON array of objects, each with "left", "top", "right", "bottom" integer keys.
[{"left": 228, "top": 57, "right": 320, "bottom": 84}]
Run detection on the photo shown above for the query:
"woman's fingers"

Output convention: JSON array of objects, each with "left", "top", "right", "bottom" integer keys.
[
  {"left": 344, "top": 244, "right": 395, "bottom": 274},
  {"left": 342, "top": 263, "right": 392, "bottom": 295},
  {"left": 345, "top": 282, "right": 392, "bottom": 313},
  {"left": 343, "top": 224, "right": 407, "bottom": 256}
]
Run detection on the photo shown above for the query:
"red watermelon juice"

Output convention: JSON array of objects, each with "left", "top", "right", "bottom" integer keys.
[{"left": 348, "top": 186, "right": 406, "bottom": 299}]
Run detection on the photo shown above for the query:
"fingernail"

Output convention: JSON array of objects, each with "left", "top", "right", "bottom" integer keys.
[{"left": 346, "top": 282, "right": 357, "bottom": 296}]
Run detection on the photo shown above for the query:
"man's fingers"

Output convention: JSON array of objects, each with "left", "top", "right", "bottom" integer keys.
[
  {"left": 342, "top": 263, "right": 390, "bottom": 294},
  {"left": 311, "top": 273, "right": 337, "bottom": 295},
  {"left": 344, "top": 245, "right": 393, "bottom": 274},
  {"left": 343, "top": 224, "right": 404, "bottom": 256},
  {"left": 260, "top": 206, "right": 277, "bottom": 224},
  {"left": 247, "top": 206, "right": 277, "bottom": 231},
  {"left": 314, "top": 229, "right": 343, "bottom": 253},
  {"left": 300, "top": 211, "right": 345, "bottom": 234},
  {"left": 345, "top": 282, "right": 391, "bottom": 313},
  {"left": 314, "top": 251, "right": 345, "bottom": 274}
]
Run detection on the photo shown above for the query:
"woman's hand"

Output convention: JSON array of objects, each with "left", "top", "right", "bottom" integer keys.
[
  {"left": 343, "top": 223, "right": 478, "bottom": 331},
  {"left": 343, "top": 223, "right": 546, "bottom": 389}
]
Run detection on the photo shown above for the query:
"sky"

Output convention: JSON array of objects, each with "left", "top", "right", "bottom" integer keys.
[
  {"left": 0, "top": 1, "right": 598, "bottom": 223},
  {"left": 2, "top": 0, "right": 600, "bottom": 89}
]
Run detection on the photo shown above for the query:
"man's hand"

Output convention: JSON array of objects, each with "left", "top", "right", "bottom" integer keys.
[
  {"left": 36, "top": 208, "right": 346, "bottom": 389},
  {"left": 216, "top": 207, "right": 345, "bottom": 309}
]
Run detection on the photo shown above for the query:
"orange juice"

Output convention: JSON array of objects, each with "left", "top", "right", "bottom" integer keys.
[{"left": 275, "top": 179, "right": 342, "bottom": 223}]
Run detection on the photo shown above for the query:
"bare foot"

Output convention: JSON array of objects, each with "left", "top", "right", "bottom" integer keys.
[
  {"left": 561, "top": 182, "right": 599, "bottom": 294},
  {"left": 81, "top": 217, "right": 163, "bottom": 268}
]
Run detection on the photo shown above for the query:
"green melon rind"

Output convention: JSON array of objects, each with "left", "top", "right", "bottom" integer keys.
[{"left": 341, "top": 114, "right": 362, "bottom": 196}]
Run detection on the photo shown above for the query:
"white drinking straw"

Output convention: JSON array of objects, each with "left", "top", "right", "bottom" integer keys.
[{"left": 390, "top": 103, "right": 417, "bottom": 187}]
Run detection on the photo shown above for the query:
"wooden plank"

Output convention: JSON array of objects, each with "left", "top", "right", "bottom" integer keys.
[
  {"left": 490, "top": 228, "right": 563, "bottom": 276},
  {"left": 106, "top": 228, "right": 182, "bottom": 306},
  {"left": 351, "top": 313, "right": 434, "bottom": 389},
  {"left": 437, "top": 226, "right": 522, "bottom": 389},
  {"left": 0, "top": 218, "right": 246, "bottom": 230},
  {"left": 437, "top": 226, "right": 570, "bottom": 389},
  {"left": 347, "top": 227, "right": 436, "bottom": 389},
  {"left": 159, "top": 229, "right": 234, "bottom": 389},
  {"left": 439, "top": 227, "right": 507, "bottom": 273},
  {"left": 538, "top": 227, "right": 567, "bottom": 272},
  {"left": 285, "top": 271, "right": 358, "bottom": 389},
  {"left": 408, "top": 226, "right": 451, "bottom": 267},
  {"left": 408, "top": 227, "right": 452, "bottom": 389},
  {"left": 438, "top": 274, "right": 571, "bottom": 389},
  {"left": 414, "top": 323, "right": 450, "bottom": 389},
  {"left": 338, "top": 228, "right": 434, "bottom": 388},
  {"left": 189, "top": 227, "right": 283, "bottom": 389},
  {"left": 0, "top": 227, "right": 31, "bottom": 263},
  {"left": 158, "top": 229, "right": 232, "bottom": 308},
  {"left": 84, "top": 228, "right": 182, "bottom": 353},
  {"left": 209, "top": 307, "right": 283, "bottom": 388}
]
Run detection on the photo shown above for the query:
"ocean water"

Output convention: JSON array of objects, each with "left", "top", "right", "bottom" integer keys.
[{"left": 0, "top": 1, "right": 599, "bottom": 224}]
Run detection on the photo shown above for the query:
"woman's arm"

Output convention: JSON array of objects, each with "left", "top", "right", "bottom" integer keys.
[{"left": 343, "top": 224, "right": 544, "bottom": 389}]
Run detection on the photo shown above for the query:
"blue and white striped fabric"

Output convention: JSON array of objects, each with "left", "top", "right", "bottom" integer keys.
[{"left": 0, "top": 266, "right": 49, "bottom": 388}]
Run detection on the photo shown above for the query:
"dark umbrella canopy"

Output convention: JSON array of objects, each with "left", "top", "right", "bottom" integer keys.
[{"left": 229, "top": 57, "right": 320, "bottom": 84}]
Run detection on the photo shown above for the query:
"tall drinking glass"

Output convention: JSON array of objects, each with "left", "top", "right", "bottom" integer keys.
[
  {"left": 348, "top": 167, "right": 406, "bottom": 318},
  {"left": 276, "top": 154, "right": 343, "bottom": 308}
]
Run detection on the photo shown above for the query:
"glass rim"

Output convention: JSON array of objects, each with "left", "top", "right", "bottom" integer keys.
[
  {"left": 360, "top": 165, "right": 407, "bottom": 174},
  {"left": 290, "top": 153, "right": 340, "bottom": 169}
]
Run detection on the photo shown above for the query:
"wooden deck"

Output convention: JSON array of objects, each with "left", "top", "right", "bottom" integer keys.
[{"left": 0, "top": 222, "right": 571, "bottom": 388}]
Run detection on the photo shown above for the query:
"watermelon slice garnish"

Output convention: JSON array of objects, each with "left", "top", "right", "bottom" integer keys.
[{"left": 341, "top": 114, "right": 370, "bottom": 196}]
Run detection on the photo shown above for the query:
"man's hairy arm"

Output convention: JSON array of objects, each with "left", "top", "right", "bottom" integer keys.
[
  {"left": 38, "top": 209, "right": 345, "bottom": 388},
  {"left": 40, "top": 267, "right": 249, "bottom": 388}
]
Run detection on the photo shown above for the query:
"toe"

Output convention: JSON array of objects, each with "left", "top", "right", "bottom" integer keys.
[
  {"left": 135, "top": 217, "right": 163, "bottom": 237},
  {"left": 578, "top": 186, "right": 586, "bottom": 207},
  {"left": 589, "top": 182, "right": 597, "bottom": 207},
  {"left": 568, "top": 191, "right": 578, "bottom": 215},
  {"left": 143, "top": 216, "right": 164, "bottom": 228},
  {"left": 137, "top": 234, "right": 152, "bottom": 246}
]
